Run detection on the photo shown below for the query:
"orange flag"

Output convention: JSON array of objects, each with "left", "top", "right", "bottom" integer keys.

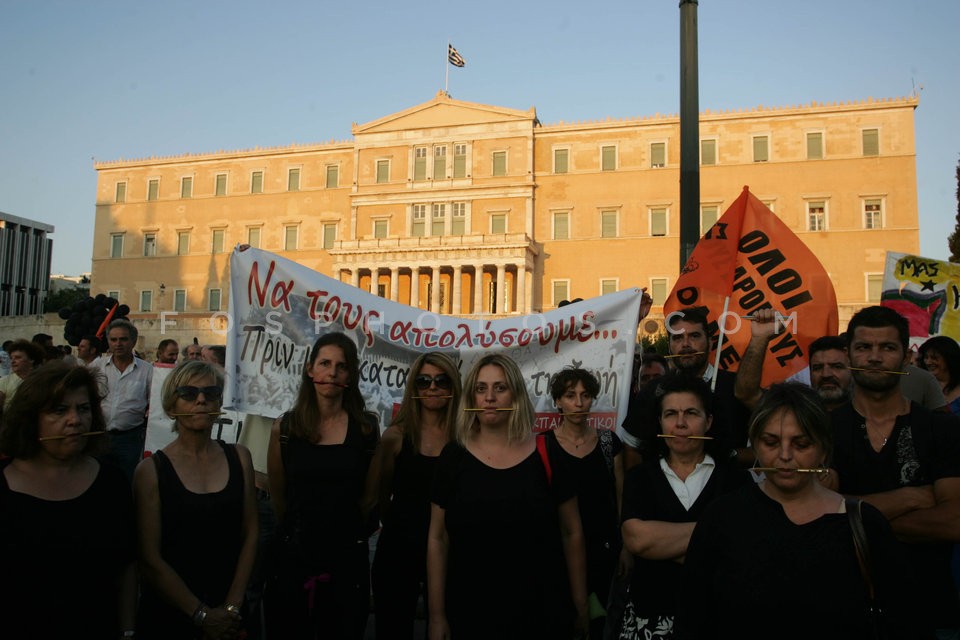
[{"left": 664, "top": 186, "right": 838, "bottom": 386}]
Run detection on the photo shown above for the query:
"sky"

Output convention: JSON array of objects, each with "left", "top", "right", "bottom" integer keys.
[{"left": 2, "top": 0, "right": 958, "bottom": 276}]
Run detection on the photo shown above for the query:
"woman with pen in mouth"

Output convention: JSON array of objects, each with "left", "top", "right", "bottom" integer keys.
[
  {"left": 134, "top": 359, "right": 258, "bottom": 639},
  {"left": 266, "top": 331, "right": 380, "bottom": 639},
  {"left": 371, "top": 351, "right": 462, "bottom": 640},
  {"left": 426, "top": 353, "right": 589, "bottom": 640}
]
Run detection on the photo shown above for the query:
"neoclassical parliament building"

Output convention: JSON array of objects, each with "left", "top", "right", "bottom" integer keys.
[{"left": 91, "top": 91, "right": 920, "bottom": 344}]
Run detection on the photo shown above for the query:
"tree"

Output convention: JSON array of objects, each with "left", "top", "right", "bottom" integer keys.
[
  {"left": 43, "top": 287, "right": 87, "bottom": 314},
  {"left": 949, "top": 157, "right": 960, "bottom": 263}
]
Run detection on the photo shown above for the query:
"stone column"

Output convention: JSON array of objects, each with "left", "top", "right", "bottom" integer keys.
[
  {"left": 410, "top": 267, "right": 420, "bottom": 308},
  {"left": 390, "top": 267, "right": 399, "bottom": 302},
  {"left": 473, "top": 265, "right": 484, "bottom": 314},
  {"left": 369, "top": 269, "right": 378, "bottom": 296},
  {"left": 431, "top": 266, "right": 442, "bottom": 313},
  {"left": 350, "top": 269, "right": 359, "bottom": 289},
  {"left": 452, "top": 265, "right": 462, "bottom": 314},
  {"left": 516, "top": 263, "right": 526, "bottom": 314},
  {"left": 496, "top": 264, "right": 507, "bottom": 314}
]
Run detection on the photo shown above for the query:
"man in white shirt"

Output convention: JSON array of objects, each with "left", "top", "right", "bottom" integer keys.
[{"left": 95, "top": 319, "right": 152, "bottom": 484}]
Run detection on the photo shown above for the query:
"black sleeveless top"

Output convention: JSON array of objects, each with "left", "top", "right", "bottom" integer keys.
[
  {"left": 380, "top": 435, "right": 440, "bottom": 548},
  {"left": 138, "top": 441, "right": 244, "bottom": 637}
]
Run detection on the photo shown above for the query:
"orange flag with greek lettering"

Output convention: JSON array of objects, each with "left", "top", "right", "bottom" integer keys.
[{"left": 664, "top": 186, "right": 838, "bottom": 386}]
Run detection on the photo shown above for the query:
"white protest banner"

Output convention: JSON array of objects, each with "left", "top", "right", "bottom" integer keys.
[
  {"left": 224, "top": 246, "right": 643, "bottom": 432},
  {"left": 882, "top": 251, "right": 960, "bottom": 343}
]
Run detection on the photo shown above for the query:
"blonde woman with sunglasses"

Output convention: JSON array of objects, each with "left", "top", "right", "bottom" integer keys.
[
  {"left": 134, "top": 360, "right": 258, "bottom": 639},
  {"left": 370, "top": 351, "right": 462, "bottom": 639}
]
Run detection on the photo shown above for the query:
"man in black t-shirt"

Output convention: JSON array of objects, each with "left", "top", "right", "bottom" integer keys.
[{"left": 830, "top": 305, "right": 960, "bottom": 635}]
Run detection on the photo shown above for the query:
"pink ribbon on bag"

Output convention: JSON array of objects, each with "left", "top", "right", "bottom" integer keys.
[{"left": 303, "top": 573, "right": 332, "bottom": 610}]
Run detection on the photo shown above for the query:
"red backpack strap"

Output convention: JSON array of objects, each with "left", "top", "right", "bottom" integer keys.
[{"left": 536, "top": 434, "right": 552, "bottom": 486}]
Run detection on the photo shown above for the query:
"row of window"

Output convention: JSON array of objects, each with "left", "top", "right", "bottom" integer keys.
[
  {"left": 110, "top": 192, "right": 886, "bottom": 259},
  {"left": 113, "top": 127, "right": 883, "bottom": 204},
  {"left": 116, "top": 288, "right": 223, "bottom": 313},
  {"left": 115, "top": 166, "right": 332, "bottom": 203},
  {"left": 549, "top": 197, "right": 885, "bottom": 239},
  {"left": 552, "top": 128, "right": 881, "bottom": 173},
  {"left": 551, "top": 271, "right": 886, "bottom": 309}
]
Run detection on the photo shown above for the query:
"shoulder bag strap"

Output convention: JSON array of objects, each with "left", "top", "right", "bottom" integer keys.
[
  {"left": 536, "top": 434, "right": 552, "bottom": 487},
  {"left": 845, "top": 497, "right": 876, "bottom": 601}
]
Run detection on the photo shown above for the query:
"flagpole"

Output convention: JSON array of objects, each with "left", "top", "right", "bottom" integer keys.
[
  {"left": 711, "top": 296, "right": 730, "bottom": 391},
  {"left": 445, "top": 40, "right": 450, "bottom": 93}
]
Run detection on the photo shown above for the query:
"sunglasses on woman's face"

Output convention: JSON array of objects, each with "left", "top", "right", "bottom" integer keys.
[
  {"left": 414, "top": 374, "right": 453, "bottom": 391},
  {"left": 175, "top": 386, "right": 223, "bottom": 401}
]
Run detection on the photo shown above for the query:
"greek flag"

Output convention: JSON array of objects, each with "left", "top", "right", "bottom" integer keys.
[{"left": 448, "top": 44, "right": 465, "bottom": 68}]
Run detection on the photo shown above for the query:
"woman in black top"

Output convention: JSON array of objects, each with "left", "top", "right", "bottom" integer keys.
[
  {"left": 266, "top": 331, "right": 380, "bottom": 640},
  {"left": 371, "top": 351, "right": 462, "bottom": 639},
  {"left": 0, "top": 362, "right": 136, "bottom": 639},
  {"left": 545, "top": 367, "right": 627, "bottom": 639},
  {"left": 426, "top": 353, "right": 588, "bottom": 640},
  {"left": 134, "top": 360, "right": 258, "bottom": 639}
]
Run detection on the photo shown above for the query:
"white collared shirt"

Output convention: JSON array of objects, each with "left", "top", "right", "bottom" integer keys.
[
  {"left": 95, "top": 354, "right": 153, "bottom": 432},
  {"left": 660, "top": 454, "right": 716, "bottom": 510}
]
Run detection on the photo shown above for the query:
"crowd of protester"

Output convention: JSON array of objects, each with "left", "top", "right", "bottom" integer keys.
[{"left": 1, "top": 301, "right": 959, "bottom": 639}]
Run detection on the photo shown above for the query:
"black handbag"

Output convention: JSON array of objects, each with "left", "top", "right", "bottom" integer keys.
[{"left": 845, "top": 498, "right": 889, "bottom": 640}]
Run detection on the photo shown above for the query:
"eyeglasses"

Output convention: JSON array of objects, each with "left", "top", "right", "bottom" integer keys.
[
  {"left": 175, "top": 386, "right": 223, "bottom": 401},
  {"left": 414, "top": 374, "right": 453, "bottom": 391}
]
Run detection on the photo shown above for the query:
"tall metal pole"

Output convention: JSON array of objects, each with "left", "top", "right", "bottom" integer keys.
[{"left": 679, "top": 0, "right": 700, "bottom": 270}]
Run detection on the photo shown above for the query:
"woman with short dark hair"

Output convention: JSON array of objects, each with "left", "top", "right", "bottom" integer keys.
[{"left": 0, "top": 362, "right": 136, "bottom": 638}]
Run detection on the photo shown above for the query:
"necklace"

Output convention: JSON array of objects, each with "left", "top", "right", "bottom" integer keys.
[{"left": 556, "top": 426, "right": 591, "bottom": 449}]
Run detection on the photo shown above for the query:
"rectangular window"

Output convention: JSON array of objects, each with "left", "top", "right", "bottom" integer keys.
[
  {"left": 374, "top": 219, "right": 388, "bottom": 239},
  {"left": 553, "top": 211, "right": 569, "bottom": 240},
  {"left": 601, "top": 210, "right": 618, "bottom": 238},
  {"left": 414, "top": 147, "right": 427, "bottom": 181},
  {"left": 492, "top": 151, "right": 507, "bottom": 177},
  {"left": 322, "top": 223, "right": 337, "bottom": 249},
  {"left": 651, "top": 278, "right": 668, "bottom": 305},
  {"left": 211, "top": 229, "right": 224, "bottom": 254},
  {"left": 432, "top": 204, "right": 446, "bottom": 236},
  {"left": 433, "top": 146, "right": 447, "bottom": 180},
  {"left": 452, "top": 202, "right": 466, "bottom": 235},
  {"left": 864, "top": 199, "right": 883, "bottom": 229},
  {"left": 700, "top": 139, "right": 716, "bottom": 166},
  {"left": 601, "top": 279, "right": 617, "bottom": 296},
  {"left": 650, "top": 142, "right": 666, "bottom": 168},
  {"left": 180, "top": 176, "right": 193, "bottom": 199},
  {"left": 177, "top": 231, "right": 190, "bottom": 256},
  {"left": 285, "top": 225, "right": 298, "bottom": 250},
  {"left": 147, "top": 178, "right": 160, "bottom": 201},
  {"left": 140, "top": 290, "right": 152, "bottom": 312},
  {"left": 807, "top": 201, "right": 826, "bottom": 231},
  {"left": 753, "top": 136, "right": 769, "bottom": 162},
  {"left": 491, "top": 213, "right": 506, "bottom": 234},
  {"left": 554, "top": 148, "right": 569, "bottom": 174},
  {"left": 412, "top": 204, "right": 426, "bottom": 237},
  {"left": 215, "top": 173, "right": 227, "bottom": 196},
  {"left": 115, "top": 182, "right": 126, "bottom": 203},
  {"left": 108, "top": 290, "right": 120, "bottom": 301},
  {"left": 173, "top": 289, "right": 186, "bottom": 312},
  {"left": 208, "top": 289, "right": 222, "bottom": 312},
  {"left": 601, "top": 145, "right": 616, "bottom": 171},
  {"left": 376, "top": 160, "right": 390, "bottom": 184},
  {"left": 247, "top": 227, "right": 261, "bottom": 248},
  {"left": 251, "top": 171, "right": 263, "bottom": 194},
  {"left": 378, "top": 284, "right": 387, "bottom": 298},
  {"left": 143, "top": 233, "right": 156, "bottom": 257},
  {"left": 553, "top": 281, "right": 569, "bottom": 307},
  {"left": 287, "top": 168, "right": 300, "bottom": 192},
  {"left": 701, "top": 205, "right": 719, "bottom": 235},
  {"left": 862, "top": 129, "right": 879, "bottom": 156},
  {"left": 650, "top": 208, "right": 667, "bottom": 237},
  {"left": 325, "top": 165, "right": 338, "bottom": 188},
  {"left": 806, "top": 132, "right": 823, "bottom": 160},
  {"left": 867, "top": 274, "right": 883, "bottom": 302},
  {"left": 454, "top": 143, "right": 467, "bottom": 178}
]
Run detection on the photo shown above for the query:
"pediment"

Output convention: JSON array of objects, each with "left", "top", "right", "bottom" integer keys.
[{"left": 352, "top": 91, "right": 537, "bottom": 135}]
